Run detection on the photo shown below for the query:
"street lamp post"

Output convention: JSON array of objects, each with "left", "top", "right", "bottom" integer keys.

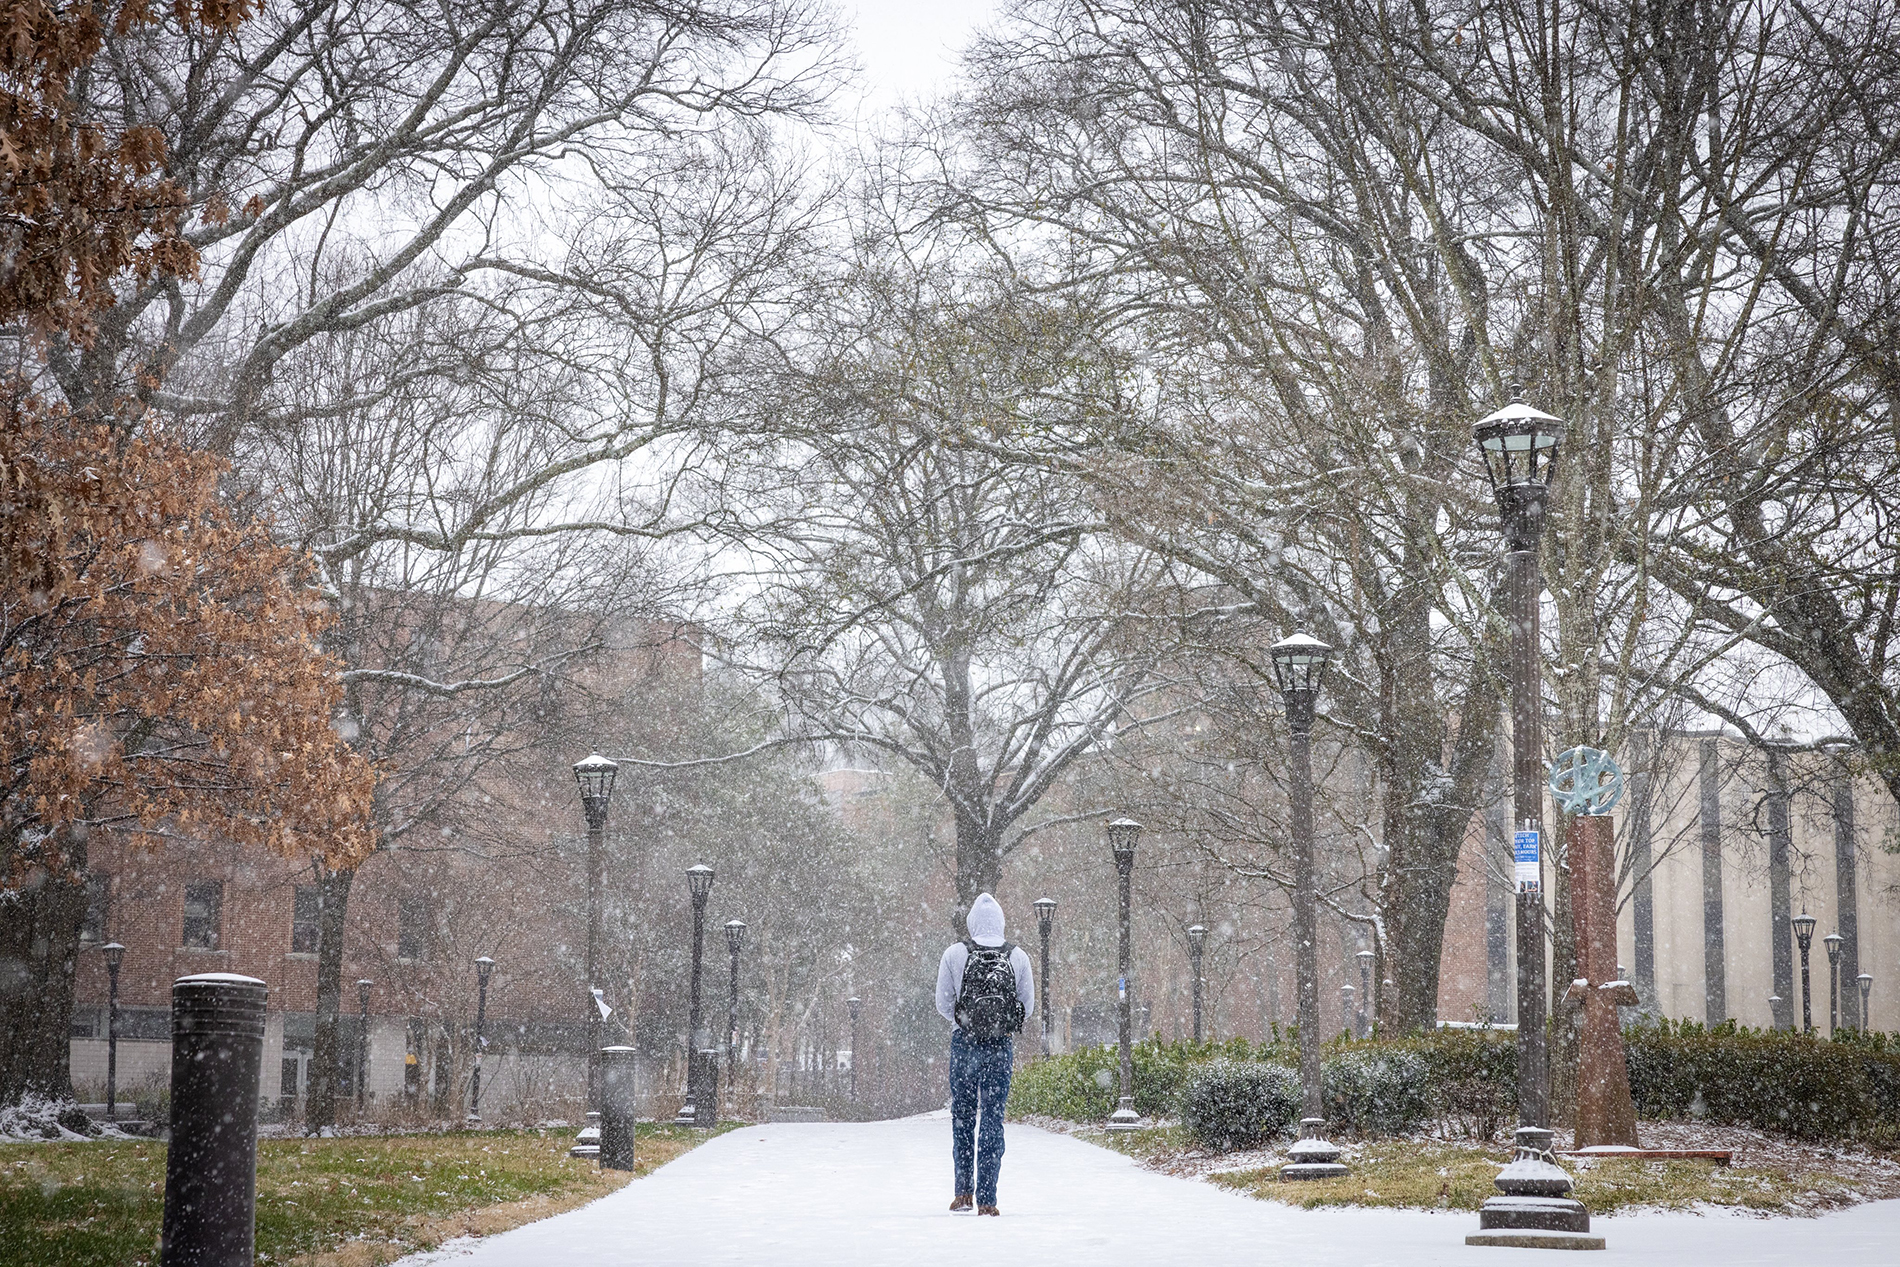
[
  {"left": 1793, "top": 915, "right": 1817, "bottom": 1033},
  {"left": 846, "top": 997, "right": 861, "bottom": 1101},
  {"left": 572, "top": 752, "right": 617, "bottom": 1153},
  {"left": 1356, "top": 948, "right": 1375, "bottom": 1038},
  {"left": 1270, "top": 632, "right": 1348, "bottom": 1180},
  {"left": 724, "top": 920, "right": 745, "bottom": 1117},
  {"left": 355, "top": 979, "right": 373, "bottom": 1112},
  {"left": 1858, "top": 973, "right": 1874, "bottom": 1031},
  {"left": 101, "top": 942, "right": 124, "bottom": 1116},
  {"left": 1187, "top": 925, "right": 1207, "bottom": 1043},
  {"left": 1340, "top": 985, "right": 1356, "bottom": 1038},
  {"left": 1469, "top": 394, "right": 1593, "bottom": 1244},
  {"left": 1034, "top": 898, "right": 1057, "bottom": 1057},
  {"left": 1824, "top": 933, "right": 1844, "bottom": 1035},
  {"left": 679, "top": 864, "right": 716, "bottom": 1127},
  {"left": 1107, "top": 817, "right": 1142, "bottom": 1131},
  {"left": 470, "top": 957, "right": 494, "bottom": 1123}
]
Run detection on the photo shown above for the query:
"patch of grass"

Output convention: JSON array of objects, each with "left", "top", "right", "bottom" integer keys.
[
  {"left": 1208, "top": 1138, "right": 1871, "bottom": 1215},
  {"left": 0, "top": 1123, "right": 727, "bottom": 1267},
  {"left": 1066, "top": 1123, "right": 1194, "bottom": 1161}
]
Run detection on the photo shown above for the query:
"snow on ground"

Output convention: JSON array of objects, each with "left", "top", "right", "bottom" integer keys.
[{"left": 389, "top": 1117, "right": 1900, "bottom": 1267}]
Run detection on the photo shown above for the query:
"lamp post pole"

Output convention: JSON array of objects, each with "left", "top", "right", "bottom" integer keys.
[
  {"left": 1187, "top": 925, "right": 1206, "bottom": 1043},
  {"left": 724, "top": 920, "right": 745, "bottom": 1117},
  {"left": 572, "top": 753, "right": 618, "bottom": 1131},
  {"left": 101, "top": 942, "right": 124, "bottom": 1116},
  {"left": 1858, "top": 974, "right": 1874, "bottom": 1032},
  {"left": 847, "top": 997, "right": 861, "bottom": 1101},
  {"left": 1469, "top": 395, "right": 1594, "bottom": 1245},
  {"left": 1034, "top": 898, "right": 1056, "bottom": 1057},
  {"left": 470, "top": 957, "right": 494, "bottom": 1122},
  {"left": 680, "top": 865, "right": 715, "bottom": 1127},
  {"left": 355, "top": 979, "right": 373, "bottom": 1112},
  {"left": 1356, "top": 948, "right": 1375, "bottom": 1038},
  {"left": 1272, "top": 633, "right": 1347, "bottom": 1180},
  {"left": 1107, "top": 818, "right": 1142, "bottom": 1131},
  {"left": 1473, "top": 397, "right": 1564, "bottom": 1131},
  {"left": 1793, "top": 915, "right": 1816, "bottom": 1033},
  {"left": 1824, "top": 933, "right": 1843, "bottom": 1035}
]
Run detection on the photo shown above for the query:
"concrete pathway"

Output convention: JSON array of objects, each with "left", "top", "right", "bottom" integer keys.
[{"left": 396, "top": 1116, "right": 1900, "bottom": 1267}]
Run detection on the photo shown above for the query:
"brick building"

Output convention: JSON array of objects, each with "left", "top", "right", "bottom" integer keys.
[{"left": 69, "top": 619, "right": 702, "bottom": 1121}]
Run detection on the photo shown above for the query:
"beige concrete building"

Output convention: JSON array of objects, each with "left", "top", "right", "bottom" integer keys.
[{"left": 1438, "top": 733, "right": 1898, "bottom": 1035}]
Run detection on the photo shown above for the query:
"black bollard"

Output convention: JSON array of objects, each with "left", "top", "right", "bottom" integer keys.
[
  {"left": 161, "top": 973, "right": 267, "bottom": 1267},
  {"left": 693, "top": 1047, "right": 720, "bottom": 1128},
  {"left": 598, "top": 1046, "right": 639, "bottom": 1171}
]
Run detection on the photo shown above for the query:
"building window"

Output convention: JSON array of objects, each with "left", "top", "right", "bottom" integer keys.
[
  {"left": 81, "top": 872, "right": 111, "bottom": 943},
  {"left": 291, "top": 885, "right": 321, "bottom": 954},
  {"left": 182, "top": 880, "right": 222, "bottom": 949},
  {"left": 397, "top": 897, "right": 429, "bottom": 961}
]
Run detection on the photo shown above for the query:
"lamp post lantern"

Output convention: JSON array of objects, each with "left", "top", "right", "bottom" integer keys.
[
  {"left": 724, "top": 920, "right": 745, "bottom": 1116},
  {"left": 1824, "top": 933, "right": 1844, "bottom": 1035},
  {"left": 1857, "top": 973, "right": 1873, "bottom": 1031},
  {"left": 1792, "top": 914, "right": 1817, "bottom": 1033},
  {"left": 1034, "top": 898, "right": 1057, "bottom": 1057},
  {"left": 679, "top": 864, "right": 716, "bottom": 1127},
  {"left": 846, "top": 996, "right": 862, "bottom": 1101},
  {"left": 572, "top": 751, "right": 617, "bottom": 1148},
  {"left": 470, "top": 957, "right": 494, "bottom": 1122},
  {"left": 355, "top": 979, "right": 373, "bottom": 1112},
  {"left": 1269, "top": 632, "right": 1347, "bottom": 1179},
  {"left": 1187, "top": 925, "right": 1207, "bottom": 1043},
  {"left": 101, "top": 942, "right": 124, "bottom": 1116},
  {"left": 1356, "top": 949, "right": 1375, "bottom": 1038},
  {"left": 1107, "top": 817, "right": 1142, "bottom": 1131},
  {"left": 1468, "top": 393, "right": 1595, "bottom": 1245}
]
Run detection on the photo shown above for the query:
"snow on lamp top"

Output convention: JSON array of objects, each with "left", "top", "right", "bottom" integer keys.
[{"left": 1473, "top": 398, "right": 1565, "bottom": 491}]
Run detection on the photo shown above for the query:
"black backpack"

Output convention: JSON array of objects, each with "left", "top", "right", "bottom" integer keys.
[{"left": 954, "top": 939, "right": 1025, "bottom": 1039}]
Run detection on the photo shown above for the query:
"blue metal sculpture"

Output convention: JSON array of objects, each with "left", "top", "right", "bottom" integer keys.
[{"left": 1548, "top": 747, "right": 1624, "bottom": 816}]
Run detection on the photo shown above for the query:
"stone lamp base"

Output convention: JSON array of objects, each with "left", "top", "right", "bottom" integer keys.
[
  {"left": 568, "top": 1111, "right": 601, "bottom": 1159},
  {"left": 1469, "top": 1127, "right": 1601, "bottom": 1250},
  {"left": 1280, "top": 1118, "right": 1349, "bottom": 1180},
  {"left": 1106, "top": 1095, "right": 1142, "bottom": 1132}
]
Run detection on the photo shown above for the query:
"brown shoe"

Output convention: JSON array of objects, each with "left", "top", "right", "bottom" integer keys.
[
  {"left": 949, "top": 1194, "right": 973, "bottom": 1212},
  {"left": 978, "top": 1205, "right": 999, "bottom": 1216}
]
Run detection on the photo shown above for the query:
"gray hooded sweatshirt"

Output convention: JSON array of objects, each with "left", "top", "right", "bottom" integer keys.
[{"left": 935, "top": 893, "right": 1035, "bottom": 1032}]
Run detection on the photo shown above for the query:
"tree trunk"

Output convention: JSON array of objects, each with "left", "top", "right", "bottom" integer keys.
[
  {"left": 307, "top": 863, "right": 355, "bottom": 1131},
  {"left": 1375, "top": 641, "right": 1502, "bottom": 1034},
  {"left": 951, "top": 812, "right": 1002, "bottom": 931},
  {"left": 0, "top": 833, "right": 86, "bottom": 1106}
]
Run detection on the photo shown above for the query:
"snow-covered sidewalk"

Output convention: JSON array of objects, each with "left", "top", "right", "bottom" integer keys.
[{"left": 396, "top": 1116, "right": 1900, "bottom": 1267}]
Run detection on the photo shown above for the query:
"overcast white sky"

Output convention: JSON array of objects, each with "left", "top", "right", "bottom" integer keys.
[{"left": 841, "top": 0, "right": 1007, "bottom": 115}]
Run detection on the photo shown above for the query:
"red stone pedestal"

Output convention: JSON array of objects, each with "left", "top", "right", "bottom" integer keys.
[{"left": 1567, "top": 814, "right": 1638, "bottom": 1149}]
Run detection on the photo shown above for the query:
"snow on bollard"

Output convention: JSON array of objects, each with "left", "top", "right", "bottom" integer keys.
[
  {"left": 161, "top": 972, "right": 267, "bottom": 1267},
  {"left": 599, "top": 1046, "right": 639, "bottom": 1171}
]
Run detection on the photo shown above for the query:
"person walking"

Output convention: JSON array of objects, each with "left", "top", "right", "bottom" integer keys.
[{"left": 936, "top": 892, "right": 1034, "bottom": 1216}]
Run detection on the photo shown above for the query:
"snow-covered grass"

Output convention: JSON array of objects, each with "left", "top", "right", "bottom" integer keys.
[
  {"left": 1032, "top": 1115, "right": 1900, "bottom": 1216},
  {"left": 0, "top": 1124, "right": 724, "bottom": 1267},
  {"left": 0, "top": 1094, "right": 138, "bottom": 1143}
]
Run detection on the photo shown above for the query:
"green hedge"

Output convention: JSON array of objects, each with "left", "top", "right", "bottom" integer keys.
[
  {"left": 1008, "top": 1037, "right": 1270, "bottom": 1121},
  {"left": 1180, "top": 1060, "right": 1301, "bottom": 1149},
  {"left": 1016, "top": 1023, "right": 1900, "bottom": 1148},
  {"left": 1626, "top": 1020, "right": 1900, "bottom": 1142}
]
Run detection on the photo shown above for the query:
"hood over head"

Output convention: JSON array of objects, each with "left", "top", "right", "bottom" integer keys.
[{"left": 966, "top": 893, "right": 1006, "bottom": 947}]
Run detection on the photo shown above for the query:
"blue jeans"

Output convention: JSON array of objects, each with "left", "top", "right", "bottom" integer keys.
[{"left": 949, "top": 1029, "right": 1013, "bottom": 1205}]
